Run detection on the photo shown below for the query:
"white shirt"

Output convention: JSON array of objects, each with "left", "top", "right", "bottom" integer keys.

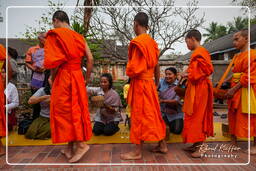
[{"left": 4, "top": 82, "right": 19, "bottom": 114}]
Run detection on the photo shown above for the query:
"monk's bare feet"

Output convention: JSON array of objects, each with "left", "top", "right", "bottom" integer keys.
[
  {"left": 61, "top": 142, "right": 74, "bottom": 159},
  {"left": 191, "top": 148, "right": 204, "bottom": 158},
  {"left": 249, "top": 146, "right": 256, "bottom": 155},
  {"left": 61, "top": 149, "right": 72, "bottom": 159},
  {"left": 0, "top": 151, "right": 5, "bottom": 157},
  {"left": 151, "top": 146, "right": 168, "bottom": 154},
  {"left": 183, "top": 145, "right": 196, "bottom": 152},
  {"left": 69, "top": 143, "right": 90, "bottom": 163},
  {"left": 151, "top": 140, "right": 168, "bottom": 154},
  {"left": 120, "top": 151, "right": 142, "bottom": 160},
  {"left": 0, "top": 145, "right": 5, "bottom": 157}
]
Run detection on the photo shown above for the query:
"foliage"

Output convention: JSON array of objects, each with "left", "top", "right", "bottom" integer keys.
[
  {"left": 22, "top": 0, "right": 101, "bottom": 60},
  {"left": 203, "top": 16, "right": 256, "bottom": 43},
  {"left": 203, "top": 22, "right": 227, "bottom": 43},
  {"left": 21, "top": 0, "right": 63, "bottom": 40},
  {"left": 76, "top": 0, "right": 205, "bottom": 59},
  {"left": 232, "top": 0, "right": 256, "bottom": 17}
]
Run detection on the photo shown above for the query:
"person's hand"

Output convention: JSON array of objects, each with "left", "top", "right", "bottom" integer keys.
[
  {"left": 180, "top": 72, "right": 188, "bottom": 78},
  {"left": 225, "top": 87, "right": 236, "bottom": 99},
  {"left": 104, "top": 104, "right": 115, "bottom": 114},
  {"left": 35, "top": 67, "right": 45, "bottom": 73}
]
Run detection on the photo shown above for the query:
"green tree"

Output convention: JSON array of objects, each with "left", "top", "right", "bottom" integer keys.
[
  {"left": 203, "top": 22, "right": 228, "bottom": 43},
  {"left": 232, "top": 0, "right": 256, "bottom": 18},
  {"left": 227, "top": 17, "right": 249, "bottom": 33},
  {"left": 22, "top": 0, "right": 102, "bottom": 60}
]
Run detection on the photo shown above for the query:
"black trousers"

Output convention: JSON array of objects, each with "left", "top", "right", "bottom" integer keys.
[
  {"left": 31, "top": 88, "right": 41, "bottom": 120},
  {"left": 169, "top": 119, "right": 183, "bottom": 134},
  {"left": 163, "top": 115, "right": 183, "bottom": 134},
  {"left": 93, "top": 121, "right": 120, "bottom": 136}
]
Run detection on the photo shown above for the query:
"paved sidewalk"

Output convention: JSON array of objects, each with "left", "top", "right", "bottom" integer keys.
[{"left": 0, "top": 141, "right": 255, "bottom": 170}]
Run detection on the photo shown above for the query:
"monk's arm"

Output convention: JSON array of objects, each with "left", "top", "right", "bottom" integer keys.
[
  {"left": 126, "top": 47, "right": 147, "bottom": 77},
  {"left": 84, "top": 41, "right": 94, "bottom": 84},
  {"left": 223, "top": 74, "right": 232, "bottom": 83},
  {"left": 28, "top": 95, "right": 50, "bottom": 105},
  {"left": 225, "top": 82, "right": 242, "bottom": 98},
  {"left": 154, "top": 64, "right": 160, "bottom": 87}
]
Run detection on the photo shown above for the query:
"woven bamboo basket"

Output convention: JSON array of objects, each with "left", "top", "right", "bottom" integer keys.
[{"left": 91, "top": 95, "right": 104, "bottom": 108}]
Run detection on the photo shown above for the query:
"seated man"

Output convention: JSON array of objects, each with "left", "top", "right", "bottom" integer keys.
[
  {"left": 158, "top": 67, "right": 184, "bottom": 135},
  {"left": 87, "top": 73, "right": 122, "bottom": 136},
  {"left": 25, "top": 76, "right": 51, "bottom": 140}
]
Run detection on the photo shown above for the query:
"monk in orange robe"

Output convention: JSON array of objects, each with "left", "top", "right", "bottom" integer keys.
[
  {"left": 120, "top": 12, "right": 166, "bottom": 160},
  {"left": 182, "top": 29, "right": 214, "bottom": 158},
  {"left": 0, "top": 44, "right": 12, "bottom": 156},
  {"left": 44, "top": 10, "right": 94, "bottom": 163},
  {"left": 225, "top": 29, "right": 256, "bottom": 155}
]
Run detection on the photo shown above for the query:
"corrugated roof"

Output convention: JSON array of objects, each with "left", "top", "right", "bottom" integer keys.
[{"left": 180, "top": 24, "right": 256, "bottom": 60}]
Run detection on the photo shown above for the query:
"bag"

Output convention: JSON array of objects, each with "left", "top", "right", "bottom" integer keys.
[{"left": 18, "top": 118, "right": 33, "bottom": 135}]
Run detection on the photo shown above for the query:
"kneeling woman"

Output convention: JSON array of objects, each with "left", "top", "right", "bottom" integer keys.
[
  {"left": 158, "top": 67, "right": 184, "bottom": 135},
  {"left": 25, "top": 74, "right": 51, "bottom": 140},
  {"left": 87, "top": 73, "right": 122, "bottom": 136}
]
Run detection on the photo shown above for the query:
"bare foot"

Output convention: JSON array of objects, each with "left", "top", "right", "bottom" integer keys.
[
  {"left": 68, "top": 144, "right": 90, "bottom": 163},
  {"left": 250, "top": 146, "right": 256, "bottom": 155},
  {"left": 61, "top": 149, "right": 72, "bottom": 159},
  {"left": 151, "top": 143, "right": 168, "bottom": 154},
  {"left": 191, "top": 149, "right": 204, "bottom": 158},
  {"left": 0, "top": 151, "right": 5, "bottom": 157},
  {"left": 120, "top": 151, "right": 142, "bottom": 160},
  {"left": 0, "top": 146, "right": 5, "bottom": 157},
  {"left": 183, "top": 145, "right": 196, "bottom": 152}
]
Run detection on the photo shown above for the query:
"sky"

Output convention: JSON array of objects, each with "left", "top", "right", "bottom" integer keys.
[{"left": 0, "top": 0, "right": 249, "bottom": 55}]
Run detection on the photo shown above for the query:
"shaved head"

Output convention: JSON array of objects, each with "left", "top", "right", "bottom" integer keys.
[
  {"left": 134, "top": 12, "right": 149, "bottom": 28},
  {"left": 185, "top": 29, "right": 202, "bottom": 42},
  {"left": 233, "top": 29, "right": 248, "bottom": 50},
  {"left": 240, "top": 29, "right": 248, "bottom": 38},
  {"left": 52, "top": 10, "right": 70, "bottom": 25}
]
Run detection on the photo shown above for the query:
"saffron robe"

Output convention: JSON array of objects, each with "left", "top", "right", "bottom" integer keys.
[
  {"left": 182, "top": 46, "right": 214, "bottom": 143},
  {"left": 44, "top": 28, "right": 92, "bottom": 143},
  {"left": 228, "top": 49, "right": 256, "bottom": 138},
  {"left": 126, "top": 33, "right": 166, "bottom": 144}
]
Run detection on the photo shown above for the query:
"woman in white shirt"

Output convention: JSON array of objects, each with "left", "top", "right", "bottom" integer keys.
[{"left": 3, "top": 71, "right": 19, "bottom": 131}]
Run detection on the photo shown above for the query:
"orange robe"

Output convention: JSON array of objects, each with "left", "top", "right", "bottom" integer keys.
[
  {"left": 44, "top": 28, "right": 92, "bottom": 143},
  {"left": 126, "top": 33, "right": 166, "bottom": 144},
  {"left": 182, "top": 46, "right": 214, "bottom": 143},
  {"left": 228, "top": 49, "right": 256, "bottom": 138},
  {"left": 0, "top": 44, "right": 6, "bottom": 137}
]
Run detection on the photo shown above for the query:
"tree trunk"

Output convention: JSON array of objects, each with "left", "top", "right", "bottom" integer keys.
[{"left": 83, "top": 0, "right": 93, "bottom": 36}]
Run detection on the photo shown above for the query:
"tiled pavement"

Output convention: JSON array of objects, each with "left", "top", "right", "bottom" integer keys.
[{"left": 0, "top": 142, "right": 256, "bottom": 171}]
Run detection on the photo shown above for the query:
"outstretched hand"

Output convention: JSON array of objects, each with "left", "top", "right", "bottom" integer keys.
[
  {"left": 180, "top": 72, "right": 188, "bottom": 78},
  {"left": 225, "top": 87, "right": 236, "bottom": 99}
]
